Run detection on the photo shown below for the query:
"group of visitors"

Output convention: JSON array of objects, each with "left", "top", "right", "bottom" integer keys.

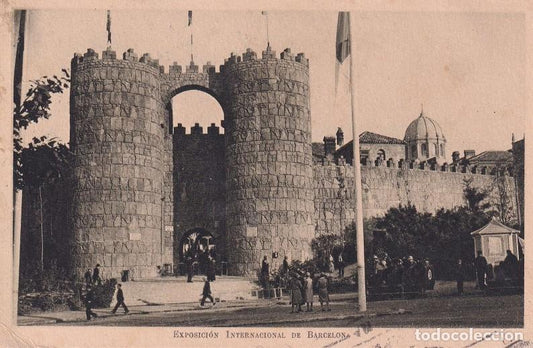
[
  {"left": 327, "top": 253, "right": 345, "bottom": 277},
  {"left": 83, "top": 263, "right": 102, "bottom": 287},
  {"left": 369, "top": 254, "right": 434, "bottom": 295},
  {"left": 288, "top": 272, "right": 331, "bottom": 313},
  {"left": 472, "top": 249, "right": 522, "bottom": 292},
  {"left": 185, "top": 249, "right": 217, "bottom": 283}
]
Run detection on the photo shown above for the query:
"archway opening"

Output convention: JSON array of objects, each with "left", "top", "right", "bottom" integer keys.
[
  {"left": 171, "top": 89, "right": 224, "bottom": 132},
  {"left": 179, "top": 228, "right": 217, "bottom": 275},
  {"left": 170, "top": 88, "right": 227, "bottom": 270}
]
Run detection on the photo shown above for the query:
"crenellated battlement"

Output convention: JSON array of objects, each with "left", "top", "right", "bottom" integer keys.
[
  {"left": 173, "top": 122, "right": 223, "bottom": 136},
  {"left": 72, "top": 47, "right": 223, "bottom": 76},
  {"left": 221, "top": 46, "right": 309, "bottom": 71},
  {"left": 317, "top": 156, "right": 513, "bottom": 177}
]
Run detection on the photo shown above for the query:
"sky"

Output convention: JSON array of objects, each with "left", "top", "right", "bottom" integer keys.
[{"left": 19, "top": 10, "right": 525, "bottom": 158}]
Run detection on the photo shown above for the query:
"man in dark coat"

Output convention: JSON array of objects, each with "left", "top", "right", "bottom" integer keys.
[
  {"left": 261, "top": 256, "right": 270, "bottom": 289},
  {"left": 111, "top": 283, "right": 129, "bottom": 314},
  {"left": 282, "top": 256, "right": 289, "bottom": 275},
  {"left": 456, "top": 259, "right": 466, "bottom": 295},
  {"left": 84, "top": 268, "right": 92, "bottom": 286},
  {"left": 504, "top": 250, "right": 519, "bottom": 279},
  {"left": 337, "top": 253, "right": 345, "bottom": 278},
  {"left": 200, "top": 277, "right": 215, "bottom": 307},
  {"left": 186, "top": 256, "right": 194, "bottom": 283},
  {"left": 207, "top": 256, "right": 216, "bottom": 282},
  {"left": 84, "top": 286, "right": 98, "bottom": 320},
  {"left": 475, "top": 251, "right": 488, "bottom": 290},
  {"left": 92, "top": 263, "right": 102, "bottom": 285}
]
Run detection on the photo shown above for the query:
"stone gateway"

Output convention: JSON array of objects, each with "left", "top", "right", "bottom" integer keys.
[{"left": 67, "top": 46, "right": 518, "bottom": 279}]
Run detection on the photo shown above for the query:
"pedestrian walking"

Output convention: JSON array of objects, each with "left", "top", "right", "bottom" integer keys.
[
  {"left": 317, "top": 273, "right": 330, "bottom": 311},
  {"left": 328, "top": 255, "right": 335, "bottom": 273},
  {"left": 92, "top": 263, "right": 102, "bottom": 285},
  {"left": 200, "top": 277, "right": 215, "bottom": 307},
  {"left": 304, "top": 272, "right": 314, "bottom": 312},
  {"left": 289, "top": 274, "right": 303, "bottom": 313},
  {"left": 475, "top": 251, "right": 488, "bottom": 290},
  {"left": 84, "top": 286, "right": 98, "bottom": 320},
  {"left": 456, "top": 259, "right": 466, "bottom": 295},
  {"left": 111, "top": 283, "right": 129, "bottom": 314}
]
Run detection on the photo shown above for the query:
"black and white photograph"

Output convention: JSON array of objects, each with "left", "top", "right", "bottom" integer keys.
[{"left": 2, "top": 2, "right": 529, "bottom": 347}]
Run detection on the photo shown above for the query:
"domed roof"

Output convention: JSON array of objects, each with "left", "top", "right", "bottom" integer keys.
[{"left": 404, "top": 110, "right": 446, "bottom": 142}]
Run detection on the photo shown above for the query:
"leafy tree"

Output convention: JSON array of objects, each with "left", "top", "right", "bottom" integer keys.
[
  {"left": 342, "top": 219, "right": 376, "bottom": 263},
  {"left": 14, "top": 71, "right": 71, "bottom": 274},
  {"left": 373, "top": 204, "right": 436, "bottom": 260},
  {"left": 14, "top": 71, "right": 70, "bottom": 189},
  {"left": 463, "top": 178, "right": 490, "bottom": 213}
]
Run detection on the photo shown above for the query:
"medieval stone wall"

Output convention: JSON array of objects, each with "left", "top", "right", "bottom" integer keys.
[
  {"left": 222, "top": 48, "right": 315, "bottom": 274},
  {"left": 172, "top": 123, "right": 226, "bottom": 265},
  {"left": 70, "top": 48, "right": 171, "bottom": 279},
  {"left": 314, "top": 160, "right": 518, "bottom": 237}
]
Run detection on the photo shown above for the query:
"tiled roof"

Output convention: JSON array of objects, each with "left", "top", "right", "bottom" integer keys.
[
  {"left": 359, "top": 131, "right": 405, "bottom": 145},
  {"left": 470, "top": 217, "right": 520, "bottom": 235},
  {"left": 468, "top": 151, "right": 512, "bottom": 164}
]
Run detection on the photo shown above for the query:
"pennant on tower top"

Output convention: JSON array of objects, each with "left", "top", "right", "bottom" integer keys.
[
  {"left": 188, "top": 11, "right": 192, "bottom": 26},
  {"left": 336, "top": 12, "right": 350, "bottom": 63},
  {"left": 106, "top": 10, "right": 112, "bottom": 44},
  {"left": 261, "top": 11, "right": 268, "bottom": 15}
]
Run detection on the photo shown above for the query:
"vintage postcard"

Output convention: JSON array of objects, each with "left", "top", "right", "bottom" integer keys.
[{"left": 0, "top": 0, "right": 530, "bottom": 347}]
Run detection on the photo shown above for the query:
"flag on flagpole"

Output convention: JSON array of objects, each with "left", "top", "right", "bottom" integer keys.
[
  {"left": 188, "top": 11, "right": 192, "bottom": 26},
  {"left": 261, "top": 11, "right": 268, "bottom": 15},
  {"left": 106, "top": 10, "right": 112, "bottom": 44},
  {"left": 335, "top": 12, "right": 350, "bottom": 94},
  {"left": 336, "top": 12, "right": 350, "bottom": 63}
]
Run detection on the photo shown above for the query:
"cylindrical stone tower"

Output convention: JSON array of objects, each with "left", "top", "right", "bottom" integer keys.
[
  {"left": 222, "top": 47, "right": 315, "bottom": 276},
  {"left": 70, "top": 48, "right": 167, "bottom": 279}
]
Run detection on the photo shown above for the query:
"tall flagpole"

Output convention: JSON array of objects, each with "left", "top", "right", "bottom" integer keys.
[
  {"left": 348, "top": 12, "right": 367, "bottom": 312},
  {"left": 262, "top": 11, "right": 270, "bottom": 47},
  {"left": 188, "top": 11, "right": 193, "bottom": 63}
]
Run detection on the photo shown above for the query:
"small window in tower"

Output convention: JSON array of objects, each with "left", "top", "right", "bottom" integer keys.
[
  {"left": 440, "top": 144, "right": 445, "bottom": 156},
  {"left": 411, "top": 145, "right": 417, "bottom": 158},
  {"left": 421, "top": 143, "right": 428, "bottom": 156},
  {"left": 434, "top": 143, "right": 438, "bottom": 157}
]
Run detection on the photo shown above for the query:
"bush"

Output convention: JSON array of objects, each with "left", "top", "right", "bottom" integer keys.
[{"left": 91, "top": 278, "right": 117, "bottom": 308}]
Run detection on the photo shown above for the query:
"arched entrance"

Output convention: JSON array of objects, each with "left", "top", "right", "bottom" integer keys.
[{"left": 179, "top": 228, "right": 216, "bottom": 260}]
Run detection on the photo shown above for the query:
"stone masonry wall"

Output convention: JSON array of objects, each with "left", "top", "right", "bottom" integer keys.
[
  {"left": 314, "top": 160, "right": 518, "bottom": 237},
  {"left": 70, "top": 48, "right": 169, "bottom": 279},
  {"left": 223, "top": 48, "right": 315, "bottom": 275}
]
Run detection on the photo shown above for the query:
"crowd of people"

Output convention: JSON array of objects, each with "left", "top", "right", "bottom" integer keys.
[
  {"left": 79, "top": 248, "right": 524, "bottom": 320},
  {"left": 367, "top": 254, "right": 434, "bottom": 296}
]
